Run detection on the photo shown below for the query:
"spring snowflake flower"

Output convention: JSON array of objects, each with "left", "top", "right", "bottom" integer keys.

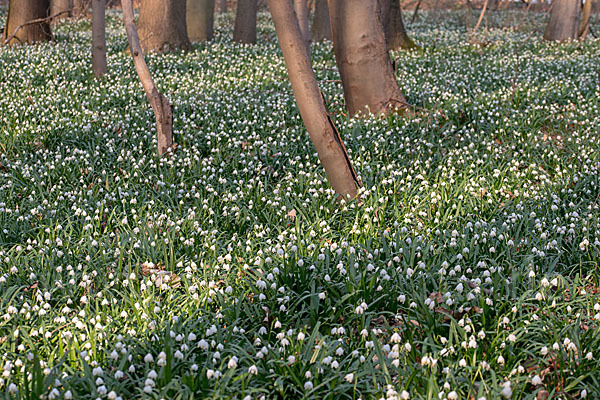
[{"left": 228, "top": 356, "right": 239, "bottom": 369}]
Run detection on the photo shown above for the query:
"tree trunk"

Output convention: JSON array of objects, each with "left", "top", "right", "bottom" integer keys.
[
  {"left": 311, "top": 0, "right": 331, "bottom": 41},
  {"left": 578, "top": 0, "right": 592, "bottom": 39},
  {"left": 294, "top": 0, "right": 310, "bottom": 46},
  {"left": 3, "top": 0, "right": 52, "bottom": 45},
  {"left": 218, "top": 0, "right": 227, "bottom": 13},
  {"left": 138, "top": 0, "right": 191, "bottom": 52},
  {"left": 92, "top": 0, "right": 107, "bottom": 78},
  {"left": 380, "top": 0, "right": 416, "bottom": 50},
  {"left": 328, "top": 0, "right": 408, "bottom": 117},
  {"left": 73, "top": 0, "right": 86, "bottom": 17},
  {"left": 51, "top": 0, "right": 71, "bottom": 19},
  {"left": 187, "top": 0, "right": 215, "bottom": 42},
  {"left": 544, "top": 0, "right": 581, "bottom": 41},
  {"left": 122, "top": 0, "right": 174, "bottom": 156},
  {"left": 267, "top": 0, "right": 360, "bottom": 199},
  {"left": 233, "top": 0, "right": 258, "bottom": 44}
]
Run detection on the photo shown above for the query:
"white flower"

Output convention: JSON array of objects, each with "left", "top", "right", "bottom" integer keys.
[
  {"left": 344, "top": 373, "right": 354, "bottom": 382},
  {"left": 304, "top": 381, "right": 313, "bottom": 390},
  {"left": 206, "top": 369, "right": 215, "bottom": 379},
  {"left": 228, "top": 356, "right": 238, "bottom": 369},
  {"left": 297, "top": 332, "right": 305, "bottom": 341},
  {"left": 8, "top": 384, "right": 18, "bottom": 394},
  {"left": 390, "top": 332, "right": 401, "bottom": 343},
  {"left": 448, "top": 391, "right": 458, "bottom": 400},
  {"left": 144, "top": 353, "right": 154, "bottom": 363},
  {"left": 400, "top": 390, "right": 410, "bottom": 399},
  {"left": 502, "top": 382, "right": 512, "bottom": 398},
  {"left": 248, "top": 365, "right": 258, "bottom": 375}
]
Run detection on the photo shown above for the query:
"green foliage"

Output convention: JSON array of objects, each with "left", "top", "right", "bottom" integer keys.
[{"left": 0, "top": 7, "right": 599, "bottom": 400}]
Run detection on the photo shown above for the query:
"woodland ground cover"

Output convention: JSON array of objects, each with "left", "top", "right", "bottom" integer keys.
[{"left": 1, "top": 8, "right": 600, "bottom": 400}]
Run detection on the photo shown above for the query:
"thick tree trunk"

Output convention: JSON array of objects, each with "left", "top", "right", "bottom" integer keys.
[
  {"left": 294, "top": 0, "right": 310, "bottom": 46},
  {"left": 92, "top": 0, "right": 107, "bottom": 78},
  {"left": 578, "top": 0, "right": 592, "bottom": 39},
  {"left": 218, "top": 0, "right": 227, "bottom": 13},
  {"left": 233, "top": 0, "right": 258, "bottom": 44},
  {"left": 380, "top": 0, "right": 416, "bottom": 50},
  {"left": 51, "top": 0, "right": 71, "bottom": 19},
  {"left": 311, "top": 0, "right": 331, "bottom": 41},
  {"left": 267, "top": 0, "right": 360, "bottom": 199},
  {"left": 187, "top": 0, "right": 215, "bottom": 42},
  {"left": 3, "top": 0, "right": 52, "bottom": 45},
  {"left": 328, "top": 0, "right": 408, "bottom": 117},
  {"left": 122, "top": 0, "right": 174, "bottom": 156},
  {"left": 544, "top": 0, "right": 581, "bottom": 41},
  {"left": 138, "top": 0, "right": 191, "bottom": 52},
  {"left": 73, "top": 0, "right": 86, "bottom": 17}
]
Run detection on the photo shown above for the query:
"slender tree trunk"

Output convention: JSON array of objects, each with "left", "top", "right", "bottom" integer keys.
[
  {"left": 267, "top": 0, "right": 360, "bottom": 199},
  {"left": 122, "top": 0, "right": 174, "bottom": 156},
  {"left": 51, "top": 0, "right": 72, "bottom": 20},
  {"left": 187, "top": 0, "right": 215, "bottom": 42},
  {"left": 92, "top": 0, "right": 107, "bottom": 78},
  {"left": 3, "top": 0, "right": 52, "bottom": 45},
  {"left": 138, "top": 0, "right": 191, "bottom": 52},
  {"left": 578, "top": 0, "right": 592, "bottom": 39},
  {"left": 380, "top": 0, "right": 416, "bottom": 50},
  {"left": 311, "top": 0, "right": 331, "bottom": 41},
  {"left": 544, "top": 0, "right": 581, "bottom": 41},
  {"left": 233, "top": 0, "right": 258, "bottom": 44},
  {"left": 218, "top": 0, "right": 227, "bottom": 13},
  {"left": 294, "top": 0, "right": 310, "bottom": 46},
  {"left": 328, "top": 0, "right": 408, "bottom": 116}
]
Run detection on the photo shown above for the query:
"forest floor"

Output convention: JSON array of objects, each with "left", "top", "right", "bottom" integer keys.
[{"left": 1, "top": 9, "right": 600, "bottom": 400}]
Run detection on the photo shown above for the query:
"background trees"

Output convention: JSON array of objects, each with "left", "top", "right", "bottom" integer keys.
[
  {"left": 138, "top": 0, "right": 190, "bottom": 52},
  {"left": 187, "top": 0, "right": 215, "bottom": 42},
  {"left": 92, "top": 0, "right": 107, "bottom": 78},
  {"left": 544, "top": 0, "right": 582, "bottom": 41},
  {"left": 233, "top": 0, "right": 258, "bottom": 44},
  {"left": 3, "top": 0, "right": 52, "bottom": 44},
  {"left": 328, "top": 0, "right": 408, "bottom": 116}
]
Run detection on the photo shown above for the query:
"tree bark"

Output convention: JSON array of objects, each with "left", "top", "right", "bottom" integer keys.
[
  {"left": 380, "top": 0, "right": 416, "bottom": 50},
  {"left": 310, "top": 0, "right": 331, "bottom": 41},
  {"left": 73, "top": 0, "right": 86, "bottom": 17},
  {"left": 578, "top": 0, "right": 592, "bottom": 39},
  {"left": 3, "top": 0, "right": 52, "bottom": 45},
  {"left": 328, "top": 0, "right": 408, "bottom": 117},
  {"left": 544, "top": 0, "right": 581, "bottom": 41},
  {"left": 218, "top": 0, "right": 227, "bottom": 13},
  {"left": 187, "top": 0, "right": 215, "bottom": 42},
  {"left": 138, "top": 0, "right": 191, "bottom": 52},
  {"left": 294, "top": 0, "right": 310, "bottom": 46},
  {"left": 233, "top": 0, "right": 258, "bottom": 44},
  {"left": 92, "top": 0, "right": 107, "bottom": 78},
  {"left": 122, "top": 0, "right": 174, "bottom": 156},
  {"left": 51, "top": 0, "right": 71, "bottom": 20},
  {"left": 267, "top": 0, "right": 360, "bottom": 199}
]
